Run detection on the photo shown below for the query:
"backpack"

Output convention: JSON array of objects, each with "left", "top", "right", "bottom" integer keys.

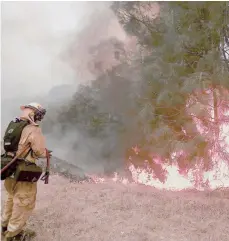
[
  {"left": 1, "top": 118, "right": 30, "bottom": 180},
  {"left": 3, "top": 118, "right": 29, "bottom": 153}
]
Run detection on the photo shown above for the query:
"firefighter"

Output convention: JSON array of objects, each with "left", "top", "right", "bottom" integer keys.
[{"left": 1, "top": 103, "right": 49, "bottom": 241}]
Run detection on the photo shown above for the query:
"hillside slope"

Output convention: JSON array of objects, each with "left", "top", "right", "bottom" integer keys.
[{"left": 1, "top": 175, "right": 229, "bottom": 241}]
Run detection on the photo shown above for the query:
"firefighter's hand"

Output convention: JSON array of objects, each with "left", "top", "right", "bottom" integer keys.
[
  {"left": 41, "top": 171, "right": 49, "bottom": 178},
  {"left": 41, "top": 171, "right": 49, "bottom": 184}
]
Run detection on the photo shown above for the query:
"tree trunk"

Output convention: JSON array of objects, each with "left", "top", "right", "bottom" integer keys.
[{"left": 213, "top": 88, "right": 219, "bottom": 138}]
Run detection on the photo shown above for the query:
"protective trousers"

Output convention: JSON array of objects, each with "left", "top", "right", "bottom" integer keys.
[{"left": 1, "top": 177, "right": 37, "bottom": 238}]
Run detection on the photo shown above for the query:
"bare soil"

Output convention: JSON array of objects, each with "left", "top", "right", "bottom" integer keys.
[{"left": 1, "top": 174, "right": 229, "bottom": 241}]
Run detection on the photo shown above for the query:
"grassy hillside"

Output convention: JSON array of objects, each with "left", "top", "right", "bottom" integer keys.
[{"left": 1, "top": 175, "right": 229, "bottom": 241}]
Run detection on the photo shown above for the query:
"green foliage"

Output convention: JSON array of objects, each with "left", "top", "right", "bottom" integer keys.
[{"left": 111, "top": 1, "right": 229, "bottom": 178}]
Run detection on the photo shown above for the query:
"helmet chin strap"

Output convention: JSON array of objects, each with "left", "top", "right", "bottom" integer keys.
[{"left": 28, "top": 112, "right": 38, "bottom": 125}]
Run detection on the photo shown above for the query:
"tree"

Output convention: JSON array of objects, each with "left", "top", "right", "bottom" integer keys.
[
  {"left": 45, "top": 2, "right": 229, "bottom": 184},
  {"left": 111, "top": 1, "right": 229, "bottom": 184}
]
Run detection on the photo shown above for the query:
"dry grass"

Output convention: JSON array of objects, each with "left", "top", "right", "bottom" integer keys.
[{"left": 1, "top": 174, "right": 229, "bottom": 241}]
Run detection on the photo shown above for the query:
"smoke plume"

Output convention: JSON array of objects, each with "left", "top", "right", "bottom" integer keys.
[{"left": 1, "top": 1, "right": 128, "bottom": 174}]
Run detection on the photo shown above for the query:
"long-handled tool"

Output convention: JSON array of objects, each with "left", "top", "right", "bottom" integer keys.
[
  {"left": 1, "top": 145, "right": 30, "bottom": 175},
  {"left": 41, "top": 149, "right": 51, "bottom": 184},
  {"left": 1, "top": 147, "right": 51, "bottom": 184}
]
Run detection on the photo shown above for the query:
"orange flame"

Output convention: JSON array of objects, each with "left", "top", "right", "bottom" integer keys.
[
  {"left": 88, "top": 97, "right": 229, "bottom": 191},
  {"left": 87, "top": 158, "right": 229, "bottom": 191},
  {"left": 88, "top": 126, "right": 229, "bottom": 191}
]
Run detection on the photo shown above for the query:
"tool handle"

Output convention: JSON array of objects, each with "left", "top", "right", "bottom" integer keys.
[
  {"left": 44, "top": 148, "right": 51, "bottom": 184},
  {"left": 1, "top": 146, "right": 30, "bottom": 174}
]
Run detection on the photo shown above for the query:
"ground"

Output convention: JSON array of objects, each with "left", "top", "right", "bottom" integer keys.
[{"left": 1, "top": 175, "right": 229, "bottom": 241}]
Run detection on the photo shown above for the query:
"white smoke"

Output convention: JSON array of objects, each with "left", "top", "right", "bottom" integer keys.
[
  {"left": 1, "top": 1, "right": 127, "bottom": 173},
  {"left": 1, "top": 1, "right": 117, "bottom": 129}
]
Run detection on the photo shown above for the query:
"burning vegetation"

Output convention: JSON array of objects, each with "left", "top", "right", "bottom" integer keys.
[{"left": 43, "top": 2, "right": 229, "bottom": 191}]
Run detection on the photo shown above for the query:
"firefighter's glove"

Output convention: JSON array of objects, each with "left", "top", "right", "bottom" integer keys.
[{"left": 41, "top": 171, "right": 49, "bottom": 183}]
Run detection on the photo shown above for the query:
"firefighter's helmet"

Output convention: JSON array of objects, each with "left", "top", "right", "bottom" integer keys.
[{"left": 20, "top": 102, "right": 46, "bottom": 121}]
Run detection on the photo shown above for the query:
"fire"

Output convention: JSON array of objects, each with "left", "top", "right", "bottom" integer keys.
[
  {"left": 87, "top": 121, "right": 229, "bottom": 191},
  {"left": 129, "top": 163, "right": 194, "bottom": 190},
  {"left": 129, "top": 161, "right": 229, "bottom": 191},
  {"left": 87, "top": 127, "right": 229, "bottom": 192},
  {"left": 87, "top": 158, "right": 229, "bottom": 191},
  {"left": 88, "top": 90, "right": 229, "bottom": 191}
]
